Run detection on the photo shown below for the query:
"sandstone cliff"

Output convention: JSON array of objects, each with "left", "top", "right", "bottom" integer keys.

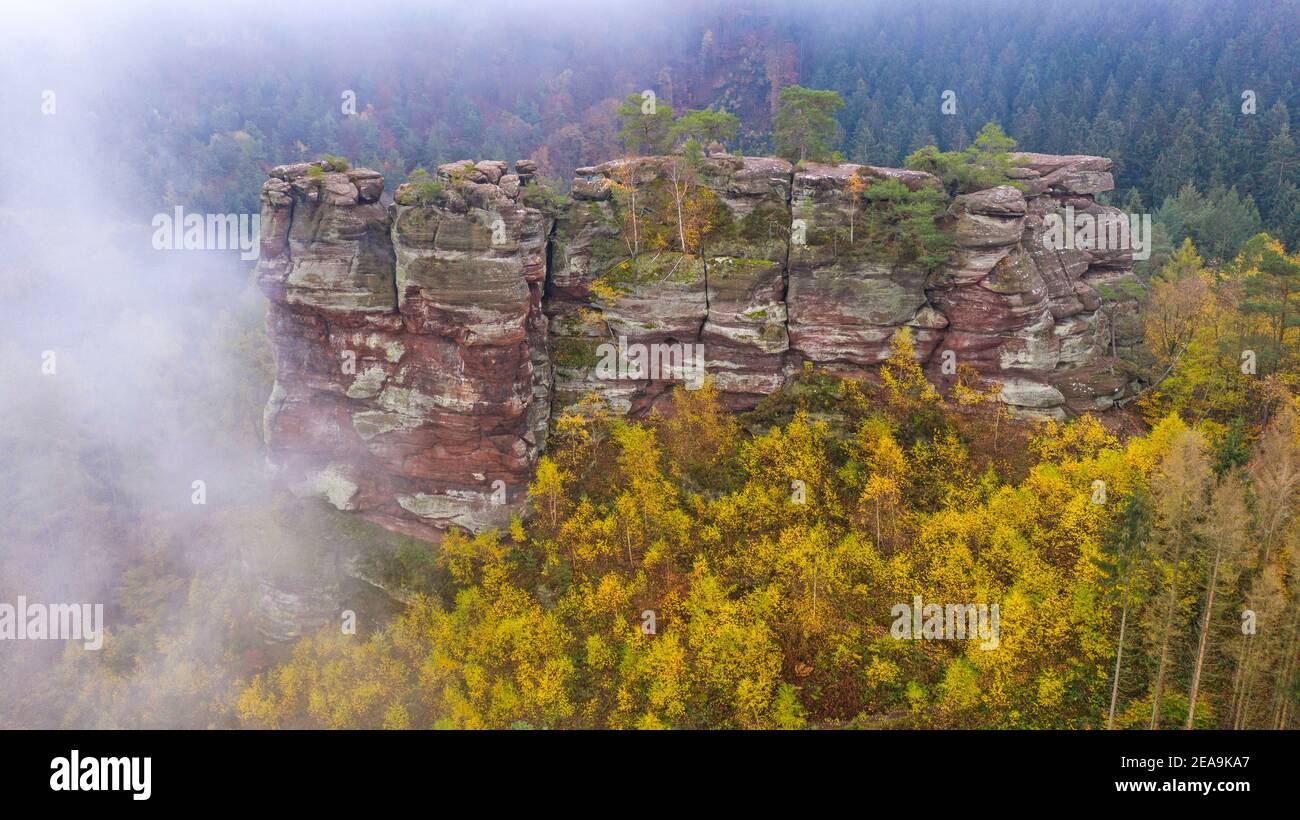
[
  {"left": 256, "top": 151, "right": 1143, "bottom": 541},
  {"left": 258, "top": 160, "right": 548, "bottom": 542}
]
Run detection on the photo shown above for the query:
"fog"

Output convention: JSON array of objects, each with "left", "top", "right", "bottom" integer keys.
[{"left": 0, "top": 0, "right": 768, "bottom": 730}]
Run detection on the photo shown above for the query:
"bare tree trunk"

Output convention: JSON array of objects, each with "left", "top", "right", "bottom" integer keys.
[
  {"left": 1108, "top": 589, "right": 1131, "bottom": 730},
  {"left": 1228, "top": 636, "right": 1249, "bottom": 728},
  {"left": 874, "top": 499, "right": 881, "bottom": 548},
  {"left": 1150, "top": 548, "right": 1182, "bottom": 729},
  {"left": 1235, "top": 646, "right": 1258, "bottom": 729},
  {"left": 1186, "top": 547, "right": 1223, "bottom": 728},
  {"left": 630, "top": 191, "right": 639, "bottom": 255},
  {"left": 670, "top": 163, "right": 688, "bottom": 255},
  {"left": 1270, "top": 606, "right": 1300, "bottom": 728}
]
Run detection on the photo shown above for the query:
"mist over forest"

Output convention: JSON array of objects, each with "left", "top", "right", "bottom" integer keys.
[{"left": 3, "top": 0, "right": 1298, "bottom": 230}]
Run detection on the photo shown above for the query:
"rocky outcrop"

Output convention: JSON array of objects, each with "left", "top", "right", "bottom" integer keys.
[
  {"left": 257, "top": 159, "right": 549, "bottom": 542},
  {"left": 927, "top": 153, "right": 1140, "bottom": 417},
  {"left": 548, "top": 150, "right": 1139, "bottom": 419},
  {"left": 550, "top": 155, "right": 795, "bottom": 412},
  {"left": 787, "top": 162, "right": 948, "bottom": 371},
  {"left": 257, "top": 150, "right": 1143, "bottom": 540}
]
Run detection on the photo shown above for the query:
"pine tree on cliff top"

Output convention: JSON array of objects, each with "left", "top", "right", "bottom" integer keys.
[
  {"left": 617, "top": 93, "right": 675, "bottom": 156},
  {"left": 773, "top": 85, "right": 844, "bottom": 163}
]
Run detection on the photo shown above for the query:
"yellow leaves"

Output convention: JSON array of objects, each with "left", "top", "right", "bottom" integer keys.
[
  {"left": 528, "top": 455, "right": 570, "bottom": 534},
  {"left": 239, "top": 351, "right": 1300, "bottom": 730},
  {"left": 863, "top": 421, "right": 908, "bottom": 476},
  {"left": 584, "top": 634, "right": 617, "bottom": 672},
  {"left": 557, "top": 497, "right": 613, "bottom": 568},
  {"left": 1124, "top": 412, "right": 1189, "bottom": 476},
  {"left": 679, "top": 580, "right": 784, "bottom": 729},
  {"left": 1030, "top": 414, "right": 1118, "bottom": 463},
  {"left": 236, "top": 627, "right": 415, "bottom": 729},
  {"left": 590, "top": 571, "right": 638, "bottom": 624},
  {"left": 548, "top": 410, "right": 598, "bottom": 478},
  {"left": 854, "top": 423, "right": 910, "bottom": 549},
  {"left": 587, "top": 423, "right": 691, "bottom": 570},
  {"left": 936, "top": 658, "right": 982, "bottom": 714},
  {"left": 904, "top": 431, "right": 978, "bottom": 513},
  {"left": 439, "top": 529, "right": 507, "bottom": 588},
  {"left": 1035, "top": 670, "right": 1065, "bottom": 710},
  {"left": 553, "top": 410, "right": 594, "bottom": 439},
  {"left": 235, "top": 676, "right": 285, "bottom": 729},
  {"left": 1232, "top": 231, "right": 1298, "bottom": 281},
  {"left": 427, "top": 583, "right": 577, "bottom": 729},
  {"left": 864, "top": 655, "right": 900, "bottom": 690},
  {"left": 587, "top": 277, "right": 624, "bottom": 306},
  {"left": 1138, "top": 234, "right": 1297, "bottom": 426},
  {"left": 679, "top": 187, "right": 718, "bottom": 255},
  {"left": 739, "top": 411, "right": 835, "bottom": 523},
  {"left": 1045, "top": 493, "right": 1107, "bottom": 573},
  {"left": 658, "top": 381, "right": 738, "bottom": 485},
  {"left": 637, "top": 632, "right": 689, "bottom": 724},
  {"left": 859, "top": 474, "right": 901, "bottom": 510},
  {"left": 905, "top": 680, "right": 928, "bottom": 714},
  {"left": 769, "top": 683, "right": 808, "bottom": 729},
  {"left": 845, "top": 172, "right": 867, "bottom": 197},
  {"left": 240, "top": 580, "right": 581, "bottom": 730},
  {"left": 574, "top": 307, "right": 604, "bottom": 329},
  {"left": 880, "top": 327, "right": 939, "bottom": 413},
  {"left": 911, "top": 507, "right": 981, "bottom": 595},
  {"left": 770, "top": 524, "right": 841, "bottom": 634},
  {"left": 589, "top": 557, "right": 787, "bottom": 729},
  {"left": 612, "top": 422, "right": 663, "bottom": 482},
  {"left": 947, "top": 364, "right": 997, "bottom": 411},
  {"left": 840, "top": 377, "right": 870, "bottom": 413},
  {"left": 635, "top": 711, "right": 670, "bottom": 730}
]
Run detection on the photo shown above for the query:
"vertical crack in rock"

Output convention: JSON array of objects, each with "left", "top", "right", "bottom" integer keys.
[
  {"left": 787, "top": 162, "right": 947, "bottom": 377},
  {"left": 538, "top": 214, "right": 560, "bottom": 448},
  {"left": 781, "top": 165, "right": 795, "bottom": 371}
]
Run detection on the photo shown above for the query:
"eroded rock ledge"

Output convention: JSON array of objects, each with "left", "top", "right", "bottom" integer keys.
[{"left": 257, "top": 152, "right": 1143, "bottom": 541}]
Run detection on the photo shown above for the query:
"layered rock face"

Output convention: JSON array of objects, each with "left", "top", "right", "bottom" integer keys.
[
  {"left": 786, "top": 163, "right": 950, "bottom": 370},
  {"left": 257, "top": 159, "right": 548, "bottom": 541},
  {"left": 924, "top": 153, "right": 1142, "bottom": 417},
  {"left": 549, "top": 155, "right": 795, "bottom": 412},
  {"left": 258, "top": 151, "right": 1142, "bottom": 540},
  {"left": 552, "top": 151, "right": 1141, "bottom": 419}
]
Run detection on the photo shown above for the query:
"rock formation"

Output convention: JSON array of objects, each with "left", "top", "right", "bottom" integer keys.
[
  {"left": 257, "top": 150, "right": 1144, "bottom": 541},
  {"left": 258, "top": 160, "right": 549, "bottom": 542}
]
